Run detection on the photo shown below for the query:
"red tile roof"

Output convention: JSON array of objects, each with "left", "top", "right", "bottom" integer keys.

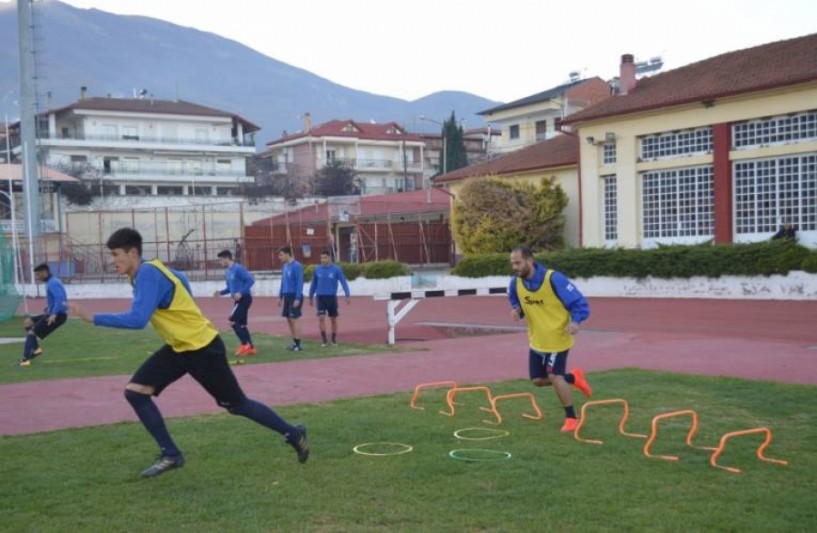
[
  {"left": 45, "top": 97, "right": 260, "bottom": 132},
  {"left": 266, "top": 120, "right": 424, "bottom": 145},
  {"left": 434, "top": 134, "right": 578, "bottom": 184},
  {"left": 1, "top": 164, "right": 78, "bottom": 182},
  {"left": 252, "top": 188, "right": 451, "bottom": 226},
  {"left": 563, "top": 33, "right": 817, "bottom": 125}
]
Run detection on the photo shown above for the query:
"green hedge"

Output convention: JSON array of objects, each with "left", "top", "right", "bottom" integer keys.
[
  {"left": 451, "top": 241, "right": 814, "bottom": 279},
  {"left": 303, "top": 260, "right": 405, "bottom": 282}
]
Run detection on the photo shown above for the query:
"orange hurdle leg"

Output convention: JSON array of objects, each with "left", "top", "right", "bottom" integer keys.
[
  {"left": 440, "top": 386, "right": 494, "bottom": 417},
  {"left": 483, "top": 393, "right": 543, "bottom": 425},
  {"left": 574, "top": 398, "right": 648, "bottom": 445},
  {"left": 410, "top": 381, "right": 457, "bottom": 410},
  {"left": 643, "top": 409, "right": 715, "bottom": 461},
  {"left": 709, "top": 427, "right": 789, "bottom": 474}
]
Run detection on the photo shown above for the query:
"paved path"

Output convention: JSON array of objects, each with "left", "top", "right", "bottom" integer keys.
[{"left": 2, "top": 297, "right": 815, "bottom": 436}]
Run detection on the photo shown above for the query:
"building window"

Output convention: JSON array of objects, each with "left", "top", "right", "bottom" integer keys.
[
  {"left": 734, "top": 154, "right": 817, "bottom": 235},
  {"left": 122, "top": 125, "right": 139, "bottom": 141},
  {"left": 122, "top": 157, "right": 139, "bottom": 173},
  {"left": 509, "top": 125, "right": 520, "bottom": 140},
  {"left": 640, "top": 127, "right": 713, "bottom": 160},
  {"left": 157, "top": 186, "right": 184, "bottom": 195},
  {"left": 603, "top": 175, "right": 617, "bottom": 242},
  {"left": 732, "top": 110, "right": 817, "bottom": 149},
  {"left": 326, "top": 150, "right": 336, "bottom": 162},
  {"left": 602, "top": 143, "right": 617, "bottom": 165},
  {"left": 535, "top": 120, "right": 547, "bottom": 140},
  {"left": 641, "top": 166, "right": 714, "bottom": 239}
]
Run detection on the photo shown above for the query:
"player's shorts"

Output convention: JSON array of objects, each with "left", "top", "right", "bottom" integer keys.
[
  {"left": 131, "top": 335, "right": 247, "bottom": 409},
  {"left": 315, "top": 295, "right": 339, "bottom": 317},
  {"left": 528, "top": 348, "right": 569, "bottom": 380},
  {"left": 228, "top": 294, "right": 253, "bottom": 325},
  {"left": 30, "top": 313, "right": 68, "bottom": 339},
  {"left": 281, "top": 294, "right": 303, "bottom": 319}
]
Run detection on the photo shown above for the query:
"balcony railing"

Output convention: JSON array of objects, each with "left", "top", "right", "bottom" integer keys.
[
  {"left": 37, "top": 132, "right": 255, "bottom": 148},
  {"left": 68, "top": 162, "right": 249, "bottom": 178}
]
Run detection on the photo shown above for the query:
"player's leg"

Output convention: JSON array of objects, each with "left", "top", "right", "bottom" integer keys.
[
  {"left": 127, "top": 345, "right": 187, "bottom": 477},
  {"left": 316, "top": 297, "right": 328, "bottom": 346},
  {"left": 190, "top": 335, "right": 309, "bottom": 463},
  {"left": 546, "top": 351, "right": 580, "bottom": 432}
]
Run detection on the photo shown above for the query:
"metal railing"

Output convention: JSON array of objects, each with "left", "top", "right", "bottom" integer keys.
[{"left": 37, "top": 132, "right": 255, "bottom": 148}]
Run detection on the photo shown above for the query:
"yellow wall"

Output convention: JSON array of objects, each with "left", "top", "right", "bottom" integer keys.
[{"left": 575, "top": 83, "right": 817, "bottom": 248}]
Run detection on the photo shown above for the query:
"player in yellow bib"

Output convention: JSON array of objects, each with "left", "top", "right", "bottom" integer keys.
[
  {"left": 71, "top": 228, "right": 309, "bottom": 478},
  {"left": 508, "top": 246, "right": 592, "bottom": 432}
]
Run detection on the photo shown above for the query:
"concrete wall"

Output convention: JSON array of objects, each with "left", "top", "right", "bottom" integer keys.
[{"left": 22, "top": 271, "right": 817, "bottom": 301}]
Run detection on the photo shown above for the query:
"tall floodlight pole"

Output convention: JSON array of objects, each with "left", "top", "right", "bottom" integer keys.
[{"left": 17, "top": 0, "right": 42, "bottom": 274}]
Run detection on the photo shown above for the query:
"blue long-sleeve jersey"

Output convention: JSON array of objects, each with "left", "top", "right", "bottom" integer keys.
[
  {"left": 507, "top": 262, "right": 590, "bottom": 324},
  {"left": 44, "top": 275, "right": 68, "bottom": 315},
  {"left": 309, "top": 264, "right": 351, "bottom": 298},
  {"left": 279, "top": 260, "right": 304, "bottom": 301},
  {"left": 94, "top": 261, "right": 193, "bottom": 329},
  {"left": 219, "top": 262, "right": 255, "bottom": 296}
]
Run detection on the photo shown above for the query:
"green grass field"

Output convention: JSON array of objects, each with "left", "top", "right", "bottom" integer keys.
[
  {"left": 0, "top": 318, "right": 405, "bottom": 384},
  {"left": 1, "top": 367, "right": 815, "bottom": 532}
]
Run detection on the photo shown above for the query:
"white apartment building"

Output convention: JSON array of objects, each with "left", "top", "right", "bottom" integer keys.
[{"left": 16, "top": 93, "right": 259, "bottom": 197}]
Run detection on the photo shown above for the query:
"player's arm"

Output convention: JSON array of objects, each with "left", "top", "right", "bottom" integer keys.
[
  {"left": 507, "top": 278, "right": 523, "bottom": 320},
  {"left": 338, "top": 266, "right": 351, "bottom": 299},
  {"left": 92, "top": 265, "right": 167, "bottom": 329}
]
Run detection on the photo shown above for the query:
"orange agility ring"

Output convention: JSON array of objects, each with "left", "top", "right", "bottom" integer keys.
[
  {"left": 574, "top": 398, "right": 647, "bottom": 445},
  {"left": 643, "top": 409, "right": 716, "bottom": 461},
  {"left": 709, "top": 427, "right": 789, "bottom": 474},
  {"left": 439, "top": 386, "right": 494, "bottom": 417},
  {"left": 410, "top": 381, "right": 457, "bottom": 410},
  {"left": 483, "top": 393, "right": 543, "bottom": 426}
]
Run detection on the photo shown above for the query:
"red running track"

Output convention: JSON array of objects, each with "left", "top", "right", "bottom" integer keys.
[{"left": 1, "top": 296, "right": 815, "bottom": 436}]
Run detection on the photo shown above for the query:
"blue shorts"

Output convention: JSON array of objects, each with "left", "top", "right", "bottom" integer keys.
[
  {"left": 30, "top": 313, "right": 68, "bottom": 339},
  {"left": 228, "top": 294, "right": 252, "bottom": 325},
  {"left": 131, "top": 335, "right": 247, "bottom": 409},
  {"left": 528, "top": 348, "right": 569, "bottom": 380},
  {"left": 281, "top": 294, "right": 303, "bottom": 319},
  {"left": 315, "top": 295, "right": 339, "bottom": 317}
]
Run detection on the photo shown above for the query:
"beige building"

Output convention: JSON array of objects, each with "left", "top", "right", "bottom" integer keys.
[
  {"left": 478, "top": 77, "right": 611, "bottom": 155},
  {"left": 564, "top": 35, "right": 817, "bottom": 249},
  {"left": 260, "top": 115, "right": 425, "bottom": 195}
]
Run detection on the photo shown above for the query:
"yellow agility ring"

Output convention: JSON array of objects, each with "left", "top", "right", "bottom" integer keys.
[
  {"left": 353, "top": 442, "right": 414, "bottom": 456},
  {"left": 453, "top": 427, "right": 510, "bottom": 441},
  {"left": 449, "top": 448, "right": 512, "bottom": 462}
]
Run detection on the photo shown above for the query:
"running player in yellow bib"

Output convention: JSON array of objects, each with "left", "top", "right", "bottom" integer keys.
[{"left": 508, "top": 246, "right": 592, "bottom": 432}]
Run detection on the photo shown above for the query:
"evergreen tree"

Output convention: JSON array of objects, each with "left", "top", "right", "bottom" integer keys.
[
  {"left": 452, "top": 176, "right": 568, "bottom": 254},
  {"left": 442, "top": 111, "right": 468, "bottom": 174}
]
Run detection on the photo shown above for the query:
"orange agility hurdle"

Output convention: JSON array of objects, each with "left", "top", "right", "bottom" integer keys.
[
  {"left": 410, "top": 381, "right": 457, "bottom": 410},
  {"left": 483, "top": 393, "right": 543, "bottom": 425},
  {"left": 709, "top": 427, "right": 789, "bottom": 474},
  {"left": 573, "top": 398, "right": 647, "bottom": 445},
  {"left": 439, "top": 386, "right": 494, "bottom": 417},
  {"left": 643, "top": 409, "right": 716, "bottom": 461}
]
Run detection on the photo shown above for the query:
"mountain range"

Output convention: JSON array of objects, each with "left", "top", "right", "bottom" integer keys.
[{"left": 0, "top": 0, "right": 502, "bottom": 148}]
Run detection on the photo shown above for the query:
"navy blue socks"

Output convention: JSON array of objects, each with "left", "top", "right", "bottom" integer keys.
[{"left": 124, "top": 389, "right": 181, "bottom": 457}]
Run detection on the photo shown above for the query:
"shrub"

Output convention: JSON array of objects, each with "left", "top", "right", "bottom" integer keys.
[
  {"left": 360, "top": 260, "right": 411, "bottom": 279},
  {"left": 802, "top": 252, "right": 817, "bottom": 273}
]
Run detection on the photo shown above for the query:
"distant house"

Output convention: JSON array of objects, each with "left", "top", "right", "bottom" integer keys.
[
  {"left": 8, "top": 91, "right": 259, "bottom": 198},
  {"left": 259, "top": 114, "right": 426, "bottom": 196},
  {"left": 245, "top": 188, "right": 453, "bottom": 268},
  {"left": 435, "top": 135, "right": 580, "bottom": 247},
  {"left": 478, "top": 77, "right": 611, "bottom": 155},
  {"left": 563, "top": 33, "right": 817, "bottom": 249}
]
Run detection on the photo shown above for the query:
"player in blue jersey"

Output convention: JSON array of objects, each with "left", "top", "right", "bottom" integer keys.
[
  {"left": 278, "top": 246, "right": 305, "bottom": 351},
  {"left": 308, "top": 250, "right": 351, "bottom": 346},
  {"left": 508, "top": 246, "right": 592, "bottom": 433},
  {"left": 214, "top": 249, "right": 256, "bottom": 357},
  {"left": 70, "top": 228, "right": 308, "bottom": 478},
  {"left": 19, "top": 263, "right": 68, "bottom": 366}
]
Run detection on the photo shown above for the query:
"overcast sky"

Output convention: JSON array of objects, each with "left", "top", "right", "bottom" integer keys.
[{"left": 6, "top": 0, "right": 817, "bottom": 103}]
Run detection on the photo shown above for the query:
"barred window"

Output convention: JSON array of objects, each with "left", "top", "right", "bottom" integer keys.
[
  {"left": 603, "top": 175, "right": 617, "bottom": 241},
  {"left": 734, "top": 154, "right": 817, "bottom": 235},
  {"left": 640, "top": 127, "right": 713, "bottom": 160},
  {"left": 602, "top": 143, "right": 616, "bottom": 165},
  {"left": 641, "top": 166, "right": 714, "bottom": 239},
  {"left": 733, "top": 110, "right": 817, "bottom": 149}
]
